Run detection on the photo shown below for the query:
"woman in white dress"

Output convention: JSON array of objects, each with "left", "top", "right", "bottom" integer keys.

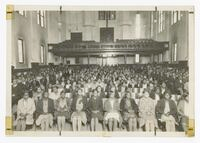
[
  {"left": 104, "top": 91, "right": 122, "bottom": 131},
  {"left": 138, "top": 90, "right": 157, "bottom": 132},
  {"left": 16, "top": 91, "right": 36, "bottom": 131}
]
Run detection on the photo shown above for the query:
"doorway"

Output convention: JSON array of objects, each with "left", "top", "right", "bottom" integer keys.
[{"left": 100, "top": 27, "right": 114, "bottom": 43}]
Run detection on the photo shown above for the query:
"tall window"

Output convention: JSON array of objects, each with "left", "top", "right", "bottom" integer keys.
[
  {"left": 99, "top": 11, "right": 106, "bottom": 20},
  {"left": 17, "top": 10, "right": 26, "bottom": 16},
  {"left": 17, "top": 39, "right": 24, "bottom": 63},
  {"left": 158, "top": 11, "right": 165, "bottom": 33},
  {"left": 98, "top": 11, "right": 116, "bottom": 20},
  {"left": 37, "top": 11, "right": 45, "bottom": 27},
  {"left": 162, "top": 12, "right": 165, "bottom": 31},
  {"left": 40, "top": 45, "right": 45, "bottom": 64},
  {"left": 150, "top": 12, "right": 154, "bottom": 37},
  {"left": 135, "top": 54, "right": 140, "bottom": 63},
  {"left": 135, "top": 13, "right": 141, "bottom": 38},
  {"left": 178, "top": 11, "right": 181, "bottom": 21},
  {"left": 173, "top": 43, "right": 177, "bottom": 62},
  {"left": 171, "top": 11, "right": 179, "bottom": 25},
  {"left": 109, "top": 11, "right": 116, "bottom": 20},
  {"left": 174, "top": 11, "right": 178, "bottom": 24},
  {"left": 158, "top": 12, "right": 161, "bottom": 33}
]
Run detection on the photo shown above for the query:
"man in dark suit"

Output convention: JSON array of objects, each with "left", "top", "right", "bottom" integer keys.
[{"left": 36, "top": 91, "right": 55, "bottom": 131}]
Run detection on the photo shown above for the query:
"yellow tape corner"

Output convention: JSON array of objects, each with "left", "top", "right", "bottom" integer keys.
[
  {"left": 186, "top": 119, "right": 195, "bottom": 137},
  {"left": 6, "top": 5, "right": 14, "bottom": 20},
  {"left": 5, "top": 116, "right": 13, "bottom": 135}
]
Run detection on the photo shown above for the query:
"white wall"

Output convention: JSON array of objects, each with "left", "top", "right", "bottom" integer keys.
[
  {"left": 153, "top": 11, "right": 189, "bottom": 63},
  {"left": 12, "top": 11, "right": 48, "bottom": 69},
  {"left": 140, "top": 56, "right": 151, "bottom": 64},
  {"left": 89, "top": 57, "right": 97, "bottom": 64},
  {"left": 64, "top": 11, "right": 151, "bottom": 42},
  {"left": 47, "top": 11, "right": 67, "bottom": 64},
  {"left": 66, "top": 57, "right": 75, "bottom": 65},
  {"left": 126, "top": 56, "right": 134, "bottom": 64},
  {"left": 12, "top": 11, "right": 179, "bottom": 68},
  {"left": 82, "top": 57, "right": 88, "bottom": 65}
]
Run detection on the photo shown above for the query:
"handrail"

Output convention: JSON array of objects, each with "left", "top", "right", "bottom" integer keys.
[{"left": 48, "top": 40, "right": 169, "bottom": 53}]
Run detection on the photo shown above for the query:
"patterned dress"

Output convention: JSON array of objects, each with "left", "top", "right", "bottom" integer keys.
[
  {"left": 138, "top": 96, "right": 157, "bottom": 128},
  {"left": 54, "top": 97, "right": 71, "bottom": 120},
  {"left": 104, "top": 98, "right": 122, "bottom": 123}
]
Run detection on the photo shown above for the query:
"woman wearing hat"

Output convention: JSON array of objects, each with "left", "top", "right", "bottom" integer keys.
[{"left": 35, "top": 91, "right": 54, "bottom": 131}]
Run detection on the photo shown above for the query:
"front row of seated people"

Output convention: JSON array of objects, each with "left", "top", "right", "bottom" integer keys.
[{"left": 16, "top": 87, "right": 188, "bottom": 132}]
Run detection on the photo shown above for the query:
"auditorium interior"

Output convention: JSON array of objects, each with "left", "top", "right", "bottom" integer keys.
[
  {"left": 9, "top": 10, "right": 192, "bottom": 133},
  {"left": 11, "top": 10, "right": 190, "bottom": 68}
]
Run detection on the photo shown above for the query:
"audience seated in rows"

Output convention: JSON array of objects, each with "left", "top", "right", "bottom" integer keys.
[{"left": 12, "top": 64, "right": 189, "bottom": 132}]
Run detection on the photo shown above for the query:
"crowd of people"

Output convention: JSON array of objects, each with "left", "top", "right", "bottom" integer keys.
[{"left": 11, "top": 64, "right": 189, "bottom": 133}]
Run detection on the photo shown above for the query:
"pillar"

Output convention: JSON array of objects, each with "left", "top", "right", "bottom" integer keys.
[
  {"left": 135, "top": 54, "right": 140, "bottom": 63},
  {"left": 151, "top": 54, "right": 154, "bottom": 63},
  {"left": 124, "top": 55, "right": 127, "bottom": 64},
  {"left": 88, "top": 55, "right": 90, "bottom": 65}
]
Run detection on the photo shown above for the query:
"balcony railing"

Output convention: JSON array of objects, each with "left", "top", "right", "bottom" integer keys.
[{"left": 48, "top": 39, "right": 169, "bottom": 56}]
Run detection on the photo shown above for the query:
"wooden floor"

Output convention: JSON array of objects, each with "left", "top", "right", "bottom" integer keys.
[
  {"left": 12, "top": 122, "right": 186, "bottom": 137},
  {"left": 19, "top": 122, "right": 127, "bottom": 132}
]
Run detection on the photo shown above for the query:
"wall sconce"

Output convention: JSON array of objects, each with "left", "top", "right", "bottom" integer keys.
[{"left": 58, "top": 21, "right": 62, "bottom": 27}]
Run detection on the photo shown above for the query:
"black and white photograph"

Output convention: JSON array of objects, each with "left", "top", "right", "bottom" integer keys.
[{"left": 5, "top": 5, "right": 195, "bottom": 137}]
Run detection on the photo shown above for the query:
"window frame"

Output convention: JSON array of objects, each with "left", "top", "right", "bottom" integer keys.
[
  {"left": 37, "top": 10, "right": 45, "bottom": 28},
  {"left": 178, "top": 11, "right": 181, "bottom": 21},
  {"left": 158, "top": 11, "right": 165, "bottom": 33},
  {"left": 174, "top": 43, "right": 177, "bottom": 62},
  {"left": 17, "top": 10, "right": 26, "bottom": 17},
  {"left": 98, "top": 11, "right": 116, "bottom": 20},
  {"left": 108, "top": 11, "right": 116, "bottom": 20},
  {"left": 150, "top": 12, "right": 154, "bottom": 37},
  {"left": 171, "top": 11, "right": 178, "bottom": 25},
  {"left": 17, "top": 38, "right": 25, "bottom": 64},
  {"left": 98, "top": 11, "right": 106, "bottom": 20},
  {"left": 135, "top": 54, "right": 140, "bottom": 63},
  {"left": 40, "top": 45, "right": 45, "bottom": 64}
]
